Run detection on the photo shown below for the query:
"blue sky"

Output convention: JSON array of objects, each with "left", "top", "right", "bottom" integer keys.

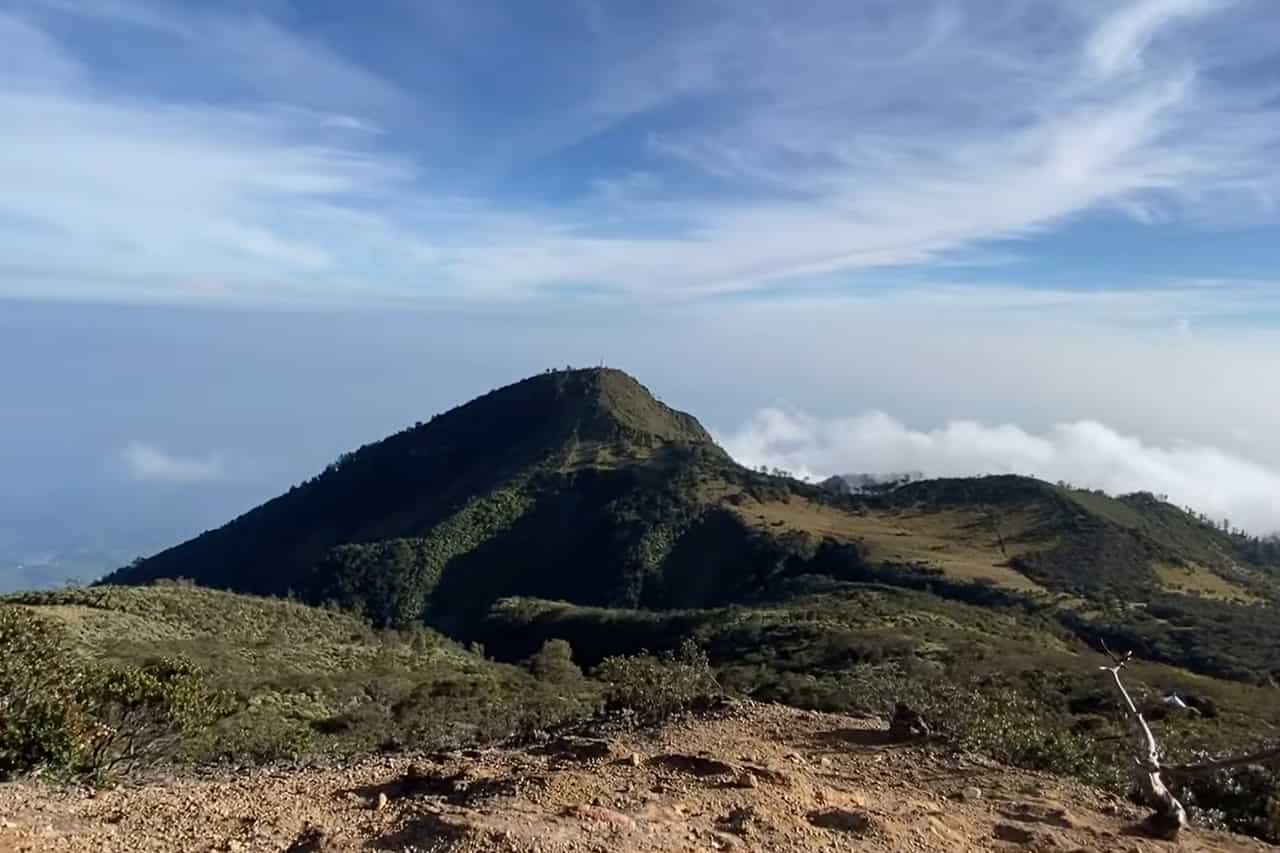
[
  {"left": 3, "top": 0, "right": 1280, "bottom": 587},
  {"left": 4, "top": 0, "right": 1280, "bottom": 304}
]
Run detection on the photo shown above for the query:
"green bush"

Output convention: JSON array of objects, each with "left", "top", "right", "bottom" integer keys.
[
  {"left": 1177, "top": 764, "right": 1280, "bottom": 843},
  {"left": 527, "top": 638, "right": 583, "bottom": 682},
  {"left": 0, "top": 607, "right": 87, "bottom": 777},
  {"left": 387, "top": 669, "right": 599, "bottom": 749},
  {"left": 80, "top": 657, "right": 233, "bottom": 775},
  {"left": 203, "top": 707, "right": 318, "bottom": 765},
  {"left": 0, "top": 605, "right": 230, "bottom": 779},
  {"left": 594, "top": 638, "right": 720, "bottom": 723}
]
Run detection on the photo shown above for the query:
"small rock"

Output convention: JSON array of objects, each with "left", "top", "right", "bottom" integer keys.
[
  {"left": 552, "top": 736, "right": 612, "bottom": 762},
  {"left": 735, "top": 771, "right": 759, "bottom": 789},
  {"left": 998, "top": 801, "right": 1078, "bottom": 829},
  {"left": 627, "top": 753, "right": 642, "bottom": 767},
  {"left": 375, "top": 792, "right": 389, "bottom": 811},
  {"left": 717, "top": 806, "right": 757, "bottom": 836},
  {"left": 648, "top": 754, "right": 737, "bottom": 777},
  {"left": 807, "top": 808, "right": 874, "bottom": 835},
  {"left": 961, "top": 786, "right": 982, "bottom": 802},
  {"left": 888, "top": 703, "right": 931, "bottom": 740},
  {"left": 818, "top": 756, "right": 832, "bottom": 768},
  {"left": 993, "top": 823, "right": 1036, "bottom": 844},
  {"left": 710, "top": 831, "right": 741, "bottom": 850}
]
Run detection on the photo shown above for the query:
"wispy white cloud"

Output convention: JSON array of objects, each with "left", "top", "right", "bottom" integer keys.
[
  {"left": 0, "top": 0, "right": 1278, "bottom": 303},
  {"left": 23, "top": 0, "right": 407, "bottom": 114},
  {"left": 121, "top": 442, "right": 224, "bottom": 485},
  {"left": 1085, "top": 0, "right": 1227, "bottom": 76},
  {"left": 717, "top": 408, "right": 1280, "bottom": 534}
]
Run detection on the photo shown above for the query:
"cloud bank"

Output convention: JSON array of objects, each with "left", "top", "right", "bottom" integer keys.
[
  {"left": 122, "top": 442, "right": 224, "bottom": 485},
  {"left": 718, "top": 409, "right": 1280, "bottom": 533}
]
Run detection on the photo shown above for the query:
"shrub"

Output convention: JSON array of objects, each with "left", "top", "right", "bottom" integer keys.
[
  {"left": 594, "top": 638, "right": 721, "bottom": 723},
  {"left": 1177, "top": 765, "right": 1280, "bottom": 843},
  {"left": 0, "top": 607, "right": 87, "bottom": 777},
  {"left": 385, "top": 668, "right": 599, "bottom": 750},
  {"left": 80, "top": 657, "right": 233, "bottom": 776},
  {"left": 0, "top": 605, "right": 230, "bottom": 779},
  {"left": 527, "top": 639, "right": 583, "bottom": 682}
]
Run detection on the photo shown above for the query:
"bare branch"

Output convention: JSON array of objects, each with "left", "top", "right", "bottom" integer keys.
[
  {"left": 1166, "top": 744, "right": 1280, "bottom": 777},
  {"left": 1099, "top": 638, "right": 1133, "bottom": 668},
  {"left": 1098, "top": 643, "right": 1187, "bottom": 839}
]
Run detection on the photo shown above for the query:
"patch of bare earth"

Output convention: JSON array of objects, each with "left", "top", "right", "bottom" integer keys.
[{"left": 1, "top": 702, "right": 1272, "bottom": 853}]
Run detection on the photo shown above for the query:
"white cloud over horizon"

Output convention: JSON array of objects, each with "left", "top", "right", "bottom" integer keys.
[
  {"left": 718, "top": 408, "right": 1280, "bottom": 534},
  {"left": 121, "top": 442, "right": 225, "bottom": 485}
]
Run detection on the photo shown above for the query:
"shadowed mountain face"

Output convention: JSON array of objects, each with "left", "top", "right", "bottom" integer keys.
[
  {"left": 104, "top": 368, "right": 772, "bottom": 627},
  {"left": 105, "top": 368, "right": 1280, "bottom": 681}
]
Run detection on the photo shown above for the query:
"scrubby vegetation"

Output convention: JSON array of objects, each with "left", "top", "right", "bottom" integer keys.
[
  {"left": 482, "top": 582, "right": 1280, "bottom": 842},
  {"left": 98, "top": 369, "right": 1280, "bottom": 689},
  {"left": 33, "top": 368, "right": 1277, "bottom": 841},
  {"left": 595, "top": 638, "right": 722, "bottom": 723},
  {"left": 1, "top": 604, "right": 229, "bottom": 779},
  {"left": 1, "top": 585, "right": 612, "bottom": 766},
  {"left": 9, "top": 574, "right": 1279, "bottom": 839}
]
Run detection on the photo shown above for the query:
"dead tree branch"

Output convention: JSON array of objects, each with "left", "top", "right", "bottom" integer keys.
[
  {"left": 1165, "top": 744, "right": 1280, "bottom": 777},
  {"left": 1099, "top": 640, "right": 1188, "bottom": 839}
]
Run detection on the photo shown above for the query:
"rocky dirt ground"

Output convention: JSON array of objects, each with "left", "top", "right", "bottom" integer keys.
[{"left": 1, "top": 701, "right": 1274, "bottom": 853}]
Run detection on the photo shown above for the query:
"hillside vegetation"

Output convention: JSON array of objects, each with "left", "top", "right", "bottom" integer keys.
[
  {"left": 103, "top": 368, "right": 1279, "bottom": 684},
  {"left": 73, "top": 367, "right": 1280, "bottom": 839},
  {"left": 8, "top": 579, "right": 1280, "bottom": 840},
  {"left": 3, "top": 584, "right": 600, "bottom": 767}
]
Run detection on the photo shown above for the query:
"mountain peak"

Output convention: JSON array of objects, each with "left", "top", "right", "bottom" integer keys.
[
  {"left": 552, "top": 367, "right": 715, "bottom": 446},
  {"left": 101, "top": 367, "right": 726, "bottom": 608},
  {"left": 439, "top": 367, "right": 717, "bottom": 450}
]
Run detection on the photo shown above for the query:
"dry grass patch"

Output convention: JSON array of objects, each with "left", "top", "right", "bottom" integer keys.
[
  {"left": 1153, "top": 562, "right": 1263, "bottom": 605},
  {"left": 731, "top": 497, "right": 1048, "bottom": 593}
]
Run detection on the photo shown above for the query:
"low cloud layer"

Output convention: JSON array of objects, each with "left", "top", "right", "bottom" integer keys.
[
  {"left": 122, "top": 442, "right": 224, "bottom": 485},
  {"left": 718, "top": 409, "right": 1280, "bottom": 534}
]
